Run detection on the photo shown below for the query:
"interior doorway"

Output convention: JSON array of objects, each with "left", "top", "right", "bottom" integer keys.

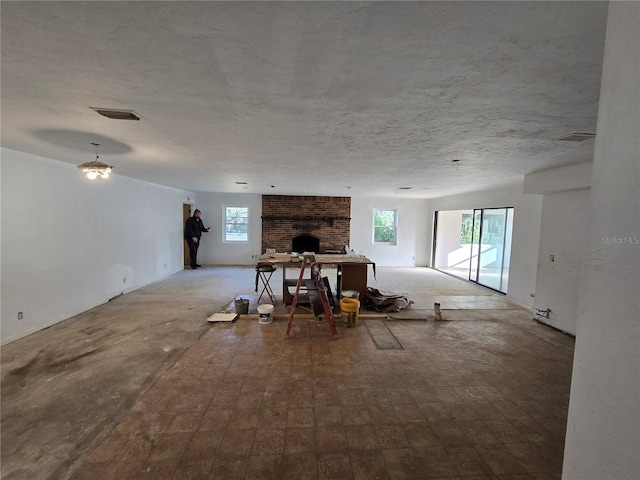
[
  {"left": 433, "top": 207, "right": 513, "bottom": 293},
  {"left": 183, "top": 204, "right": 191, "bottom": 266}
]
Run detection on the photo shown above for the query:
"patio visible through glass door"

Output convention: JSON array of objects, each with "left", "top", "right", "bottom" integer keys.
[
  {"left": 470, "top": 207, "right": 513, "bottom": 293},
  {"left": 433, "top": 207, "right": 513, "bottom": 294}
]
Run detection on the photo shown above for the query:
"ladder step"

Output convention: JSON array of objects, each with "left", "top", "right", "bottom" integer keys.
[{"left": 286, "top": 256, "right": 339, "bottom": 339}]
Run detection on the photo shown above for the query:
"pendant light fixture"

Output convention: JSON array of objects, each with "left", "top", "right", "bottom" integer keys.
[{"left": 77, "top": 143, "right": 113, "bottom": 179}]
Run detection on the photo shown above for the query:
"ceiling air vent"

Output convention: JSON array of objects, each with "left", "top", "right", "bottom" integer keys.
[
  {"left": 90, "top": 107, "right": 140, "bottom": 121},
  {"left": 557, "top": 133, "right": 595, "bottom": 142}
]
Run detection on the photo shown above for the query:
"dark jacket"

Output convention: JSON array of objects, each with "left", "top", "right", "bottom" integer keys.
[{"left": 185, "top": 216, "right": 208, "bottom": 240}]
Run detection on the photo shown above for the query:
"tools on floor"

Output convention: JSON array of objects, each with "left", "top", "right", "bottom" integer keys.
[
  {"left": 286, "top": 254, "right": 339, "bottom": 339},
  {"left": 434, "top": 302, "right": 443, "bottom": 321},
  {"left": 535, "top": 307, "right": 551, "bottom": 319}
]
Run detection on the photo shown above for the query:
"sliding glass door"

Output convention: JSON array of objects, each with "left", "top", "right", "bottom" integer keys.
[
  {"left": 469, "top": 210, "right": 481, "bottom": 283},
  {"left": 433, "top": 207, "right": 513, "bottom": 294},
  {"left": 470, "top": 207, "right": 513, "bottom": 293}
]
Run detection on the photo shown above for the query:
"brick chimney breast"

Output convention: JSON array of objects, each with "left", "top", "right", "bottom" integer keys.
[{"left": 261, "top": 195, "right": 351, "bottom": 254}]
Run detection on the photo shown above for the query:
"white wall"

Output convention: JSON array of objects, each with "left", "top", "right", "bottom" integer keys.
[
  {"left": 195, "top": 194, "right": 433, "bottom": 268},
  {"left": 524, "top": 162, "right": 593, "bottom": 195},
  {"left": 192, "top": 192, "right": 263, "bottom": 265},
  {"left": 524, "top": 161, "right": 594, "bottom": 336},
  {"left": 1, "top": 148, "right": 193, "bottom": 344},
  {"left": 350, "top": 197, "right": 431, "bottom": 267},
  {"left": 563, "top": 3, "right": 640, "bottom": 478},
  {"left": 429, "top": 182, "right": 543, "bottom": 307},
  {"left": 196, "top": 194, "right": 432, "bottom": 268},
  {"left": 434, "top": 210, "right": 467, "bottom": 268},
  {"left": 533, "top": 189, "right": 590, "bottom": 336}
]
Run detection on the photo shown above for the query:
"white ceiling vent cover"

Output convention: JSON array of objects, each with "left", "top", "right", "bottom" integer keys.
[
  {"left": 90, "top": 107, "right": 140, "bottom": 121},
  {"left": 557, "top": 133, "right": 595, "bottom": 141}
]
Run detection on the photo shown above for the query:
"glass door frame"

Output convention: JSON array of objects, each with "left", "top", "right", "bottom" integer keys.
[{"left": 469, "top": 207, "right": 513, "bottom": 293}]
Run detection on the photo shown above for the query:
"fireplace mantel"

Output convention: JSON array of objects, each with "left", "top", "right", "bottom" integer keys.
[{"left": 262, "top": 215, "right": 350, "bottom": 223}]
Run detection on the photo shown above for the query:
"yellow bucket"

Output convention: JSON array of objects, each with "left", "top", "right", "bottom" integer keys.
[{"left": 340, "top": 298, "right": 360, "bottom": 327}]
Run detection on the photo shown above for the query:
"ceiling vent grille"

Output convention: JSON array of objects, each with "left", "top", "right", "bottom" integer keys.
[
  {"left": 90, "top": 107, "right": 140, "bottom": 121},
  {"left": 557, "top": 133, "right": 595, "bottom": 142}
]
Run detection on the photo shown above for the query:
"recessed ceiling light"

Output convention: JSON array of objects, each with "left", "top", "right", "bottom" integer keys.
[
  {"left": 90, "top": 107, "right": 140, "bottom": 121},
  {"left": 235, "top": 181, "right": 248, "bottom": 185},
  {"left": 557, "top": 133, "right": 596, "bottom": 142},
  {"left": 398, "top": 187, "right": 413, "bottom": 190}
]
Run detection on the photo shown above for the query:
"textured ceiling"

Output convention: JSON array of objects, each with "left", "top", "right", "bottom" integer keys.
[{"left": 1, "top": 1, "right": 608, "bottom": 198}]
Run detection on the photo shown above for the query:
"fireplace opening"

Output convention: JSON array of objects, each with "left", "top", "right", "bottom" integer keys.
[{"left": 292, "top": 234, "right": 320, "bottom": 253}]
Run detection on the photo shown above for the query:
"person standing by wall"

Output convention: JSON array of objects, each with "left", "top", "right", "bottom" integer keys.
[{"left": 184, "top": 209, "right": 211, "bottom": 269}]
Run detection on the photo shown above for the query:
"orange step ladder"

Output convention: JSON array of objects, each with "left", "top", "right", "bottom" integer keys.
[{"left": 285, "top": 254, "right": 339, "bottom": 339}]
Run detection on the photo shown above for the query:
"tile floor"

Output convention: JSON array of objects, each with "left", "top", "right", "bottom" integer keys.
[{"left": 70, "top": 308, "right": 573, "bottom": 479}]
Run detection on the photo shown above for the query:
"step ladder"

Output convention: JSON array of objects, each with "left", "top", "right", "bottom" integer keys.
[{"left": 286, "top": 254, "right": 339, "bottom": 339}]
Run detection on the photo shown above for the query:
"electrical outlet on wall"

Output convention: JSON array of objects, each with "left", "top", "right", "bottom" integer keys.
[{"left": 17, "top": 312, "right": 23, "bottom": 320}]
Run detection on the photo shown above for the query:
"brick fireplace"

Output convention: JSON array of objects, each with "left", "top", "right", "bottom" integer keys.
[{"left": 261, "top": 195, "right": 351, "bottom": 254}]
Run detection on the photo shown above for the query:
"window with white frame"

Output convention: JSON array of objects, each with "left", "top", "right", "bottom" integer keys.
[
  {"left": 373, "top": 209, "right": 397, "bottom": 245},
  {"left": 224, "top": 206, "right": 249, "bottom": 243}
]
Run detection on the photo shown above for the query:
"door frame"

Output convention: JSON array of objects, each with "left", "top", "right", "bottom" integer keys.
[
  {"left": 469, "top": 207, "right": 513, "bottom": 293},
  {"left": 432, "top": 207, "right": 513, "bottom": 294},
  {"left": 183, "top": 203, "right": 192, "bottom": 266}
]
